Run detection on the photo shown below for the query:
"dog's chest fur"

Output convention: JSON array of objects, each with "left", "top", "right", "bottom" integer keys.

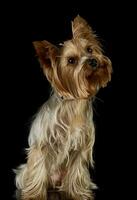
[{"left": 29, "top": 94, "right": 94, "bottom": 165}]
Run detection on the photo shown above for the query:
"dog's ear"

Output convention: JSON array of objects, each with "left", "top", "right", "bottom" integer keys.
[
  {"left": 33, "top": 40, "right": 59, "bottom": 82},
  {"left": 72, "top": 15, "right": 95, "bottom": 40}
]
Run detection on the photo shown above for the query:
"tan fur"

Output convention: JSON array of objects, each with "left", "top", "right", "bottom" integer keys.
[{"left": 15, "top": 15, "right": 112, "bottom": 200}]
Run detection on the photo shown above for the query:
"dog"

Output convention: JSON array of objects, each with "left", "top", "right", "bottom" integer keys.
[{"left": 15, "top": 15, "right": 112, "bottom": 200}]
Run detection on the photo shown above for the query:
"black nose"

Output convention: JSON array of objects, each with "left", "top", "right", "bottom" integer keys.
[{"left": 87, "top": 58, "right": 98, "bottom": 69}]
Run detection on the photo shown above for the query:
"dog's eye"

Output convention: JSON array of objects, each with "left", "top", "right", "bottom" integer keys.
[
  {"left": 87, "top": 47, "right": 93, "bottom": 53},
  {"left": 68, "top": 57, "right": 76, "bottom": 65}
]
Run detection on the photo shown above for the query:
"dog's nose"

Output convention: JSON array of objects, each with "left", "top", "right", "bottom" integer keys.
[{"left": 87, "top": 58, "right": 98, "bottom": 69}]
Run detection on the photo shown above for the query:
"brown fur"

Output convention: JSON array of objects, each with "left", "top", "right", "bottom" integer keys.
[{"left": 15, "top": 15, "right": 112, "bottom": 200}]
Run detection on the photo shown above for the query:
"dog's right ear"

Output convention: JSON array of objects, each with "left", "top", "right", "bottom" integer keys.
[
  {"left": 72, "top": 15, "right": 94, "bottom": 40},
  {"left": 33, "top": 40, "right": 59, "bottom": 81}
]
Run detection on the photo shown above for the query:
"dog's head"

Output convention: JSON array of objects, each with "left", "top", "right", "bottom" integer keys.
[{"left": 33, "top": 15, "right": 112, "bottom": 99}]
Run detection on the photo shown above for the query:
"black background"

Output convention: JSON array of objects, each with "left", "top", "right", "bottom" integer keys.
[{"left": 2, "top": 1, "right": 133, "bottom": 200}]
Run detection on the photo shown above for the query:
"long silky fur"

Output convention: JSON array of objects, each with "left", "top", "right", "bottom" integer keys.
[
  {"left": 15, "top": 15, "right": 112, "bottom": 200},
  {"left": 15, "top": 94, "right": 96, "bottom": 199}
]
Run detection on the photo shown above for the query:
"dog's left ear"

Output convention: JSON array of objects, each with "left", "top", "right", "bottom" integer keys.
[
  {"left": 33, "top": 40, "right": 59, "bottom": 82},
  {"left": 72, "top": 15, "right": 95, "bottom": 40}
]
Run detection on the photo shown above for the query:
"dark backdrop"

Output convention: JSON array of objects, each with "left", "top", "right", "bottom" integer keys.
[{"left": 2, "top": 1, "right": 130, "bottom": 200}]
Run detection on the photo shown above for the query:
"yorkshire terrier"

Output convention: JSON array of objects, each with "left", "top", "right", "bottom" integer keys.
[{"left": 15, "top": 15, "right": 112, "bottom": 200}]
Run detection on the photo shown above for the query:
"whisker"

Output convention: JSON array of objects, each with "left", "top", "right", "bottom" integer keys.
[
  {"left": 92, "top": 104, "right": 100, "bottom": 117},
  {"left": 93, "top": 96, "right": 104, "bottom": 103}
]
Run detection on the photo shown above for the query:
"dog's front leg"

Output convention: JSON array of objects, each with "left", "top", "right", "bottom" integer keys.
[
  {"left": 15, "top": 145, "right": 48, "bottom": 200},
  {"left": 60, "top": 151, "right": 94, "bottom": 200}
]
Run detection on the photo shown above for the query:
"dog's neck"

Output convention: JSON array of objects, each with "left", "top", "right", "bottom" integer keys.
[
  {"left": 51, "top": 92, "right": 93, "bottom": 125},
  {"left": 55, "top": 92, "right": 92, "bottom": 102}
]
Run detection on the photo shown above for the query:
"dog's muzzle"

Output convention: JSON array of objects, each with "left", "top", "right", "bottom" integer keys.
[{"left": 87, "top": 58, "right": 99, "bottom": 70}]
